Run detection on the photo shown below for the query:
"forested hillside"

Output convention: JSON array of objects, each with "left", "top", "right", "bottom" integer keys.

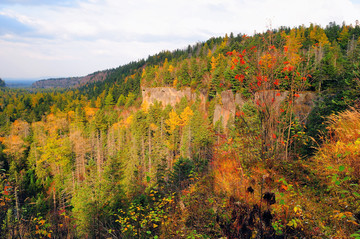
[
  {"left": 0, "top": 22, "right": 360, "bottom": 238},
  {"left": 32, "top": 70, "right": 111, "bottom": 89}
]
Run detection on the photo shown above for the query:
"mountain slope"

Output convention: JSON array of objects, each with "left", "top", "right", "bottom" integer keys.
[{"left": 31, "top": 70, "right": 111, "bottom": 88}]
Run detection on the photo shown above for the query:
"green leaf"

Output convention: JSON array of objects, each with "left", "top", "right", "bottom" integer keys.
[
  {"left": 335, "top": 180, "right": 341, "bottom": 186},
  {"left": 339, "top": 165, "right": 345, "bottom": 172},
  {"left": 353, "top": 192, "right": 360, "bottom": 198},
  {"left": 146, "top": 231, "right": 151, "bottom": 234}
]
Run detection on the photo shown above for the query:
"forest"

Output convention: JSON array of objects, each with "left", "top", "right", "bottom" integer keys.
[{"left": 0, "top": 22, "right": 360, "bottom": 238}]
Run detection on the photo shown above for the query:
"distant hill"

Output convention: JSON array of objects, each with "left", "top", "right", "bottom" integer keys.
[{"left": 32, "top": 70, "right": 111, "bottom": 89}]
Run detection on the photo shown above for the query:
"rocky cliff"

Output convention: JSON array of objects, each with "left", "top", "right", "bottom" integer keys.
[
  {"left": 141, "top": 87, "right": 317, "bottom": 129},
  {"left": 213, "top": 90, "right": 317, "bottom": 128},
  {"left": 141, "top": 87, "right": 206, "bottom": 110}
]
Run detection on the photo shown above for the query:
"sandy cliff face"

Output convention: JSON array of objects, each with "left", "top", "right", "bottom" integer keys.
[
  {"left": 213, "top": 90, "right": 317, "bottom": 128},
  {"left": 141, "top": 87, "right": 206, "bottom": 109},
  {"left": 141, "top": 87, "right": 317, "bottom": 129},
  {"left": 213, "top": 90, "right": 237, "bottom": 127}
]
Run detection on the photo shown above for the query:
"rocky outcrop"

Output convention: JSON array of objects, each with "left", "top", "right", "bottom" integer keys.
[
  {"left": 141, "top": 87, "right": 206, "bottom": 109},
  {"left": 32, "top": 70, "right": 110, "bottom": 89},
  {"left": 213, "top": 90, "right": 238, "bottom": 127},
  {"left": 141, "top": 87, "right": 317, "bottom": 129},
  {"left": 213, "top": 90, "right": 317, "bottom": 128}
]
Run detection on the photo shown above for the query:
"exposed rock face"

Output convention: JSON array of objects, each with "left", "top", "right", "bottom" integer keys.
[
  {"left": 141, "top": 87, "right": 317, "bottom": 129},
  {"left": 141, "top": 87, "right": 206, "bottom": 109},
  {"left": 213, "top": 90, "right": 237, "bottom": 127},
  {"left": 292, "top": 91, "right": 317, "bottom": 120},
  {"left": 254, "top": 90, "right": 289, "bottom": 112},
  {"left": 213, "top": 90, "right": 317, "bottom": 128},
  {"left": 32, "top": 71, "right": 110, "bottom": 89}
]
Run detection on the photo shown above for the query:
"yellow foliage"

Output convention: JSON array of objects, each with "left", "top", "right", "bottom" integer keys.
[
  {"left": 141, "top": 68, "right": 146, "bottom": 79},
  {"left": 284, "top": 29, "right": 303, "bottom": 65},
  {"left": 309, "top": 25, "right": 330, "bottom": 47},
  {"left": 211, "top": 56, "right": 217, "bottom": 72},
  {"left": 207, "top": 49, "right": 212, "bottom": 58},
  {"left": 173, "top": 77, "right": 178, "bottom": 87},
  {"left": 84, "top": 107, "right": 97, "bottom": 119},
  {"left": 112, "top": 121, "right": 123, "bottom": 130},
  {"left": 125, "top": 115, "right": 133, "bottom": 127},
  {"left": 260, "top": 53, "right": 276, "bottom": 69},
  {"left": 180, "top": 106, "right": 193, "bottom": 126},
  {"left": 338, "top": 26, "right": 349, "bottom": 43},
  {"left": 220, "top": 34, "right": 229, "bottom": 49},
  {"left": 68, "top": 110, "right": 75, "bottom": 120},
  {"left": 314, "top": 108, "right": 360, "bottom": 180},
  {"left": 2, "top": 135, "right": 27, "bottom": 160},
  {"left": 163, "top": 58, "right": 168, "bottom": 68},
  {"left": 141, "top": 100, "right": 149, "bottom": 112},
  {"left": 149, "top": 123, "right": 158, "bottom": 131},
  {"left": 165, "top": 110, "right": 181, "bottom": 133}
]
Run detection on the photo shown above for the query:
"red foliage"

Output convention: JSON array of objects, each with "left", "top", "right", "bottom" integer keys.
[{"left": 235, "top": 74, "right": 245, "bottom": 82}]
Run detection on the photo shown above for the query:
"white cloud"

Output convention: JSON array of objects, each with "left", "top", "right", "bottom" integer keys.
[{"left": 0, "top": 0, "right": 360, "bottom": 79}]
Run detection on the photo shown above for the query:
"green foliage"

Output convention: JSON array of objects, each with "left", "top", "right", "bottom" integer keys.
[
  {"left": 116, "top": 94, "right": 126, "bottom": 107},
  {"left": 170, "top": 157, "right": 194, "bottom": 191},
  {"left": 116, "top": 190, "right": 174, "bottom": 238}
]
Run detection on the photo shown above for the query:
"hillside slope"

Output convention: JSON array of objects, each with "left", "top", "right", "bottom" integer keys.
[{"left": 31, "top": 70, "right": 111, "bottom": 88}]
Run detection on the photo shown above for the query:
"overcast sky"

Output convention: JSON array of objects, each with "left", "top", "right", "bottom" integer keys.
[{"left": 1, "top": 0, "right": 360, "bottom": 80}]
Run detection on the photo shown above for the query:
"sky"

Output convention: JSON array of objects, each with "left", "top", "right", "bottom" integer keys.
[{"left": 0, "top": 0, "right": 360, "bottom": 80}]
